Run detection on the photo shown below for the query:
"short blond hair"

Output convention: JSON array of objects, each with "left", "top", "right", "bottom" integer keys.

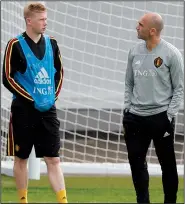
[{"left": 24, "top": 2, "right": 47, "bottom": 19}]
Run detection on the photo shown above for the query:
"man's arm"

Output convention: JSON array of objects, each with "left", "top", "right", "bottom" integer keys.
[
  {"left": 3, "top": 38, "right": 33, "bottom": 102},
  {"left": 51, "top": 37, "right": 64, "bottom": 101},
  {"left": 124, "top": 49, "right": 134, "bottom": 111},
  {"left": 167, "top": 49, "right": 184, "bottom": 120}
]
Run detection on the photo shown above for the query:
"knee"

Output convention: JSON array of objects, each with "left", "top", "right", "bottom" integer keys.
[
  {"left": 129, "top": 155, "right": 148, "bottom": 170},
  {"left": 128, "top": 152, "right": 142, "bottom": 163},
  {"left": 161, "top": 163, "right": 178, "bottom": 174},
  {"left": 44, "top": 157, "right": 60, "bottom": 167},
  {"left": 13, "top": 157, "right": 27, "bottom": 170}
]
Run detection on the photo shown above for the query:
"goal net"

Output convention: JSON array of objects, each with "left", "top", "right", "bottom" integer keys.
[{"left": 1, "top": 1, "right": 184, "bottom": 176}]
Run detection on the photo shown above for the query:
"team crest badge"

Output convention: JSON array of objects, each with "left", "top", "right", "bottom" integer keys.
[{"left": 154, "top": 57, "right": 163, "bottom": 68}]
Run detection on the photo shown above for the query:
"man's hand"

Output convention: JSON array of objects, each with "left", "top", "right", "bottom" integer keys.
[
  {"left": 167, "top": 113, "right": 173, "bottom": 123},
  {"left": 123, "top": 108, "right": 130, "bottom": 115},
  {"left": 166, "top": 115, "right": 175, "bottom": 134}
]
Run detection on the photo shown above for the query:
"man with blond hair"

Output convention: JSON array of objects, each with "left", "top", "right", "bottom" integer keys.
[
  {"left": 123, "top": 12, "right": 183, "bottom": 203},
  {"left": 3, "top": 2, "right": 67, "bottom": 203}
]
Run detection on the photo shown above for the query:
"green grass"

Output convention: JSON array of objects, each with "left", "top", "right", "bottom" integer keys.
[{"left": 2, "top": 175, "right": 184, "bottom": 203}]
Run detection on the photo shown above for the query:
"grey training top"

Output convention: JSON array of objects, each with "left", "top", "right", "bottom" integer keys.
[{"left": 124, "top": 39, "right": 184, "bottom": 118}]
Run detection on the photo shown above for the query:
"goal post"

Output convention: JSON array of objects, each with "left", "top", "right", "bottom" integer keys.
[{"left": 1, "top": 1, "right": 184, "bottom": 177}]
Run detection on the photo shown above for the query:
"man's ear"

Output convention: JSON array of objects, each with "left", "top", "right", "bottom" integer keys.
[
  {"left": 150, "top": 28, "right": 157, "bottom": 36},
  {"left": 25, "top": 17, "right": 31, "bottom": 25}
]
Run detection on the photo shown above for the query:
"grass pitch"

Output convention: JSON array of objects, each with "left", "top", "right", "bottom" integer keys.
[{"left": 2, "top": 175, "right": 184, "bottom": 203}]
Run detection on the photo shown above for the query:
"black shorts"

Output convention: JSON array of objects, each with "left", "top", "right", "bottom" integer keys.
[{"left": 7, "top": 104, "right": 61, "bottom": 159}]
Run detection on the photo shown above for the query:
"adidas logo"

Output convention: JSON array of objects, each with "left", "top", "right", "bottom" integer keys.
[
  {"left": 135, "top": 60, "right": 140, "bottom": 65},
  {"left": 164, "top": 132, "right": 170, "bottom": 137},
  {"left": 34, "top": 67, "right": 51, "bottom": 84}
]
